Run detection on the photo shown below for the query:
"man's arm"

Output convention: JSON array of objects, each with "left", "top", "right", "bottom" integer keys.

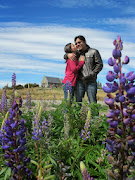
[
  {"left": 82, "top": 49, "right": 103, "bottom": 79},
  {"left": 93, "top": 50, "right": 103, "bottom": 75}
]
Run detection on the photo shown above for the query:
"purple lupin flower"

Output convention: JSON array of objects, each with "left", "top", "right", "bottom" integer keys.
[
  {"left": 0, "top": 98, "right": 32, "bottom": 179},
  {"left": 120, "top": 73, "right": 126, "bottom": 85},
  {"left": 66, "top": 80, "right": 72, "bottom": 94},
  {"left": 103, "top": 83, "right": 112, "bottom": 93},
  {"left": 80, "top": 161, "right": 93, "bottom": 180},
  {"left": 1, "top": 88, "right": 7, "bottom": 114},
  {"left": 32, "top": 115, "right": 42, "bottom": 141},
  {"left": 126, "top": 86, "right": 135, "bottom": 96},
  {"left": 111, "top": 81, "right": 119, "bottom": 92},
  {"left": 113, "top": 64, "right": 120, "bottom": 73},
  {"left": 108, "top": 57, "right": 114, "bottom": 66},
  {"left": 104, "top": 98, "right": 114, "bottom": 106},
  {"left": 122, "top": 56, "right": 129, "bottom": 65},
  {"left": 105, "top": 36, "right": 135, "bottom": 179},
  {"left": 119, "top": 95, "right": 125, "bottom": 102},
  {"left": 12, "top": 73, "right": 16, "bottom": 89},
  {"left": 44, "top": 114, "right": 52, "bottom": 147},
  {"left": 0, "top": 103, "right": 2, "bottom": 113},
  {"left": 32, "top": 106, "right": 48, "bottom": 141},
  {"left": 126, "top": 71, "right": 134, "bottom": 78},
  {"left": 65, "top": 80, "right": 73, "bottom": 104},
  {"left": 106, "top": 71, "right": 115, "bottom": 82},
  {"left": 31, "top": 105, "right": 55, "bottom": 179},
  {"left": 112, "top": 49, "right": 121, "bottom": 59},
  {"left": 9, "top": 73, "right": 17, "bottom": 109},
  {"left": 127, "top": 73, "right": 135, "bottom": 82},
  {"left": 81, "top": 110, "right": 91, "bottom": 140}
]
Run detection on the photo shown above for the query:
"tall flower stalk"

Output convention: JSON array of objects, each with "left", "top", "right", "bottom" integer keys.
[
  {"left": 1, "top": 87, "right": 7, "bottom": 115},
  {"left": 12, "top": 73, "right": 16, "bottom": 90},
  {"left": 9, "top": 73, "right": 16, "bottom": 108},
  {"left": 0, "top": 97, "right": 32, "bottom": 180},
  {"left": 81, "top": 110, "right": 91, "bottom": 140},
  {"left": 32, "top": 103, "right": 55, "bottom": 180},
  {"left": 66, "top": 80, "right": 72, "bottom": 104},
  {"left": 26, "top": 84, "right": 31, "bottom": 110},
  {"left": 103, "top": 36, "right": 135, "bottom": 179},
  {"left": 63, "top": 80, "right": 73, "bottom": 134},
  {"left": 63, "top": 113, "right": 70, "bottom": 140},
  {"left": 44, "top": 113, "right": 53, "bottom": 147},
  {"left": 80, "top": 161, "right": 93, "bottom": 180},
  {"left": 71, "top": 110, "right": 91, "bottom": 172}
]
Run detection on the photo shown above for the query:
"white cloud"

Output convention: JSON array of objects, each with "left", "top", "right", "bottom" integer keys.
[
  {"left": 0, "top": 80, "right": 12, "bottom": 88},
  {"left": 0, "top": 80, "right": 26, "bottom": 89},
  {"left": 104, "top": 18, "right": 135, "bottom": 27},
  {"left": 0, "top": 54, "right": 65, "bottom": 73}
]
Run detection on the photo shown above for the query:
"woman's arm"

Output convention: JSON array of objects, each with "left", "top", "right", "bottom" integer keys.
[{"left": 69, "top": 57, "right": 85, "bottom": 73}]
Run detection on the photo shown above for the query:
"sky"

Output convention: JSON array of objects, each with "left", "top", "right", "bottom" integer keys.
[{"left": 0, "top": 0, "right": 135, "bottom": 88}]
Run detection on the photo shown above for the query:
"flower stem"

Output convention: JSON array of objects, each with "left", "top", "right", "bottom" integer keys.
[{"left": 71, "top": 140, "right": 84, "bottom": 172}]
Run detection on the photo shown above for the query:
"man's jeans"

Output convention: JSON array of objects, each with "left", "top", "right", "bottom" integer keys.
[{"left": 76, "top": 80, "right": 97, "bottom": 104}]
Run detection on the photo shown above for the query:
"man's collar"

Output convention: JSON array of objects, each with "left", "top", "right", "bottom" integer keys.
[
  {"left": 79, "top": 44, "right": 90, "bottom": 55},
  {"left": 84, "top": 44, "right": 90, "bottom": 53}
]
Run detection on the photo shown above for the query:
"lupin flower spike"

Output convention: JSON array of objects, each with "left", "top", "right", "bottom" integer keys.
[
  {"left": 80, "top": 161, "right": 93, "bottom": 180},
  {"left": 0, "top": 98, "right": 32, "bottom": 179},
  {"left": 12, "top": 73, "right": 16, "bottom": 89},
  {"left": 104, "top": 36, "right": 135, "bottom": 179},
  {"left": 66, "top": 80, "right": 72, "bottom": 94},
  {"left": 1, "top": 87, "right": 7, "bottom": 114},
  {"left": 81, "top": 110, "right": 91, "bottom": 140},
  {"left": 32, "top": 104, "right": 48, "bottom": 141}
]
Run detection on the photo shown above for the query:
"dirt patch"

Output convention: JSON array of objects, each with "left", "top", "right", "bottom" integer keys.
[
  {"left": 23, "top": 99, "right": 62, "bottom": 111},
  {"left": 22, "top": 99, "right": 107, "bottom": 112}
]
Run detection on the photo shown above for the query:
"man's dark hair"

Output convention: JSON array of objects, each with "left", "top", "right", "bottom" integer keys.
[
  {"left": 64, "top": 43, "right": 72, "bottom": 53},
  {"left": 74, "top": 35, "right": 86, "bottom": 43}
]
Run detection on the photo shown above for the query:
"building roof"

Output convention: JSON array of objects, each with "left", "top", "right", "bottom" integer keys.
[{"left": 46, "top": 76, "right": 62, "bottom": 84}]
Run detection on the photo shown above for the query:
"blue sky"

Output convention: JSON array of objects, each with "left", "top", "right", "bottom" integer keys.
[{"left": 0, "top": 0, "right": 135, "bottom": 88}]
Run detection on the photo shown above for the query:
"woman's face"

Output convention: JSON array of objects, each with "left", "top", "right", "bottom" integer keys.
[{"left": 71, "top": 43, "right": 77, "bottom": 53}]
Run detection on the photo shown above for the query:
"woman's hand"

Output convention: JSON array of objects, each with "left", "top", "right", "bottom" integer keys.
[
  {"left": 79, "top": 55, "right": 85, "bottom": 61},
  {"left": 68, "top": 53, "right": 76, "bottom": 61}
]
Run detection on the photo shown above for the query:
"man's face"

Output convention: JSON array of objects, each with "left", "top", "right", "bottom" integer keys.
[{"left": 75, "top": 38, "right": 86, "bottom": 51}]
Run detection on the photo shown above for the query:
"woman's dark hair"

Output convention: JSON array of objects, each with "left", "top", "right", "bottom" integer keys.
[
  {"left": 64, "top": 43, "right": 72, "bottom": 53},
  {"left": 74, "top": 35, "right": 86, "bottom": 43}
]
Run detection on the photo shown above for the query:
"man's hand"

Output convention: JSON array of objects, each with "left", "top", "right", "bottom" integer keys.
[
  {"left": 79, "top": 55, "right": 85, "bottom": 62},
  {"left": 67, "top": 53, "right": 76, "bottom": 61}
]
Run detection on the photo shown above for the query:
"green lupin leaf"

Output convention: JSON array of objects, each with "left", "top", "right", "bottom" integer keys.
[
  {"left": 31, "top": 160, "right": 39, "bottom": 167},
  {"left": 0, "top": 167, "right": 7, "bottom": 176},
  {"left": 44, "top": 175, "right": 55, "bottom": 180},
  {"left": 4, "top": 168, "right": 11, "bottom": 180},
  {"left": 1, "top": 111, "right": 9, "bottom": 129}
]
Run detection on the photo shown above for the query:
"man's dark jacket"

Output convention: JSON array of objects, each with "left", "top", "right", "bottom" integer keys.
[{"left": 78, "top": 45, "right": 103, "bottom": 83}]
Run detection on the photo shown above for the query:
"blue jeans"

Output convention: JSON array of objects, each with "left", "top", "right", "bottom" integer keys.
[
  {"left": 76, "top": 81, "right": 97, "bottom": 104},
  {"left": 62, "top": 83, "right": 75, "bottom": 101}
]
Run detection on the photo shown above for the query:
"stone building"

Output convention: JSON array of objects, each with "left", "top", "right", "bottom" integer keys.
[{"left": 41, "top": 76, "right": 62, "bottom": 88}]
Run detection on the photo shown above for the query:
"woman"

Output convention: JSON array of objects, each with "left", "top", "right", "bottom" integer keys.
[{"left": 62, "top": 43, "right": 85, "bottom": 100}]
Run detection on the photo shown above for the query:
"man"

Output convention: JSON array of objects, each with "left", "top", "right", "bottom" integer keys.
[{"left": 65, "top": 35, "right": 103, "bottom": 104}]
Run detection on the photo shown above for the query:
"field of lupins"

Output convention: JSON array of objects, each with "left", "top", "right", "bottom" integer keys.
[{"left": 0, "top": 36, "right": 135, "bottom": 180}]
